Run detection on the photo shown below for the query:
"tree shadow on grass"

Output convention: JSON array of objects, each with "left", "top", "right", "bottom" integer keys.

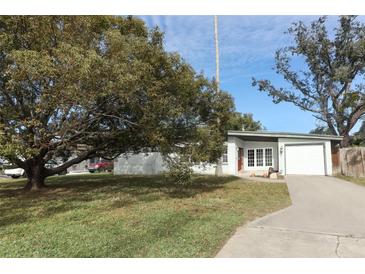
[{"left": 0, "top": 174, "right": 239, "bottom": 228}]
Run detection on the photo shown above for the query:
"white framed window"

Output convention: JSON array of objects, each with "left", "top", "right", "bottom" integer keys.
[
  {"left": 222, "top": 145, "right": 228, "bottom": 163},
  {"left": 247, "top": 147, "right": 273, "bottom": 168},
  {"left": 256, "top": 149, "right": 264, "bottom": 166},
  {"left": 247, "top": 149, "right": 255, "bottom": 167},
  {"left": 265, "top": 148, "right": 273, "bottom": 166}
]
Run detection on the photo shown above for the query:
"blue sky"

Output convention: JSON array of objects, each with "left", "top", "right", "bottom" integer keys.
[{"left": 139, "top": 16, "right": 363, "bottom": 133}]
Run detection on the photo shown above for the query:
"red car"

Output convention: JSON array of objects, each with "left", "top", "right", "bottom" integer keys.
[{"left": 88, "top": 158, "right": 113, "bottom": 173}]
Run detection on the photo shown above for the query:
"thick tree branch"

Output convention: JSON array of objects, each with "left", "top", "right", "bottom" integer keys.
[{"left": 46, "top": 148, "right": 98, "bottom": 176}]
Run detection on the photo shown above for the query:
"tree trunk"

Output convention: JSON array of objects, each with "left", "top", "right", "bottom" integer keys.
[
  {"left": 341, "top": 134, "right": 351, "bottom": 148},
  {"left": 23, "top": 161, "right": 47, "bottom": 191},
  {"left": 24, "top": 177, "right": 46, "bottom": 191},
  {"left": 215, "top": 158, "right": 223, "bottom": 176}
]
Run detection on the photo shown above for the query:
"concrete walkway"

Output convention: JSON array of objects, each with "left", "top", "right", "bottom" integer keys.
[{"left": 216, "top": 175, "right": 365, "bottom": 257}]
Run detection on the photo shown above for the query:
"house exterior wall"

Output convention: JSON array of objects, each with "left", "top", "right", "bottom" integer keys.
[
  {"left": 114, "top": 143, "right": 234, "bottom": 175},
  {"left": 189, "top": 140, "right": 235, "bottom": 175},
  {"left": 228, "top": 136, "right": 278, "bottom": 175},
  {"left": 66, "top": 154, "right": 90, "bottom": 174},
  {"left": 67, "top": 160, "right": 89, "bottom": 173},
  {"left": 278, "top": 138, "right": 332, "bottom": 175},
  {"left": 114, "top": 152, "right": 168, "bottom": 175},
  {"left": 113, "top": 135, "right": 334, "bottom": 176},
  {"left": 243, "top": 141, "right": 279, "bottom": 172}
]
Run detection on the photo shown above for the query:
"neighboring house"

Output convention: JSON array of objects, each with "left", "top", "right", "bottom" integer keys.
[
  {"left": 67, "top": 159, "right": 90, "bottom": 174},
  {"left": 114, "top": 130, "right": 343, "bottom": 176},
  {"left": 114, "top": 152, "right": 167, "bottom": 175},
  {"left": 67, "top": 156, "right": 111, "bottom": 174}
]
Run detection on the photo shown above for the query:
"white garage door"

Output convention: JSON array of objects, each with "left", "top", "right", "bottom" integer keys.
[{"left": 285, "top": 144, "right": 325, "bottom": 175}]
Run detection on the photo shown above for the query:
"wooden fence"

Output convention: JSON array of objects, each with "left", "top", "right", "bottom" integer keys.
[{"left": 338, "top": 147, "right": 365, "bottom": 177}]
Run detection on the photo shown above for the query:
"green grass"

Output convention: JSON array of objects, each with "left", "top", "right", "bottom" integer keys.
[
  {"left": 336, "top": 175, "right": 365, "bottom": 187},
  {"left": 0, "top": 174, "right": 290, "bottom": 257}
]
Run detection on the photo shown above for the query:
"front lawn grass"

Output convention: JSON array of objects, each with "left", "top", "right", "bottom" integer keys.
[
  {"left": 336, "top": 175, "right": 365, "bottom": 187},
  {"left": 0, "top": 174, "right": 290, "bottom": 257}
]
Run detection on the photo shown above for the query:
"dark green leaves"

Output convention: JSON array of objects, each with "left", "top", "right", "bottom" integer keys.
[
  {"left": 0, "top": 16, "right": 235, "bottom": 179},
  {"left": 252, "top": 16, "right": 365, "bottom": 146}
]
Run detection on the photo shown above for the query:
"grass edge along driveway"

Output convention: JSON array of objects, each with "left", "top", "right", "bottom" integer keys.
[
  {"left": 336, "top": 175, "right": 365, "bottom": 187},
  {"left": 0, "top": 174, "right": 290, "bottom": 257}
]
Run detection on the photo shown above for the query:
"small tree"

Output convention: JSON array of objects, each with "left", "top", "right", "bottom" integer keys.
[
  {"left": 252, "top": 16, "right": 365, "bottom": 147},
  {"left": 0, "top": 16, "right": 235, "bottom": 190}
]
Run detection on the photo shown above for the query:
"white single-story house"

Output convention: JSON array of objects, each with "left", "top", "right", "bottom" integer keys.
[{"left": 114, "top": 130, "right": 343, "bottom": 176}]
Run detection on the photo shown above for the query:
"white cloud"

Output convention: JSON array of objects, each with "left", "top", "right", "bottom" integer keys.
[
  {"left": 139, "top": 16, "right": 323, "bottom": 78},
  {"left": 140, "top": 16, "right": 365, "bottom": 75}
]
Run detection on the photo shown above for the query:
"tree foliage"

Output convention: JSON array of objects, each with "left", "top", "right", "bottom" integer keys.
[
  {"left": 0, "top": 16, "right": 235, "bottom": 190},
  {"left": 352, "top": 119, "right": 365, "bottom": 146},
  {"left": 227, "top": 112, "right": 264, "bottom": 131},
  {"left": 252, "top": 16, "right": 365, "bottom": 147},
  {"left": 309, "top": 125, "right": 333, "bottom": 135}
]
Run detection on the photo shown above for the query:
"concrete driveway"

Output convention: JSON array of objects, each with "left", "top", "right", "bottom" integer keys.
[{"left": 216, "top": 175, "right": 365, "bottom": 257}]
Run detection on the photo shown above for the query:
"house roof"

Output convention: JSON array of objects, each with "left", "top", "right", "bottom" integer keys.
[{"left": 227, "top": 130, "right": 343, "bottom": 141}]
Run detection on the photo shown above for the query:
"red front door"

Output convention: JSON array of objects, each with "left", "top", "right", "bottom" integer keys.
[{"left": 238, "top": 148, "right": 243, "bottom": 171}]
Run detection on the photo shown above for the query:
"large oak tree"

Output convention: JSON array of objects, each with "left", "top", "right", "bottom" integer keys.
[
  {"left": 0, "top": 16, "right": 235, "bottom": 190},
  {"left": 253, "top": 16, "right": 365, "bottom": 147}
]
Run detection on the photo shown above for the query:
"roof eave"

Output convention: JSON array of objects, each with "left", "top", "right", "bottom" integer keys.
[{"left": 227, "top": 130, "right": 343, "bottom": 141}]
